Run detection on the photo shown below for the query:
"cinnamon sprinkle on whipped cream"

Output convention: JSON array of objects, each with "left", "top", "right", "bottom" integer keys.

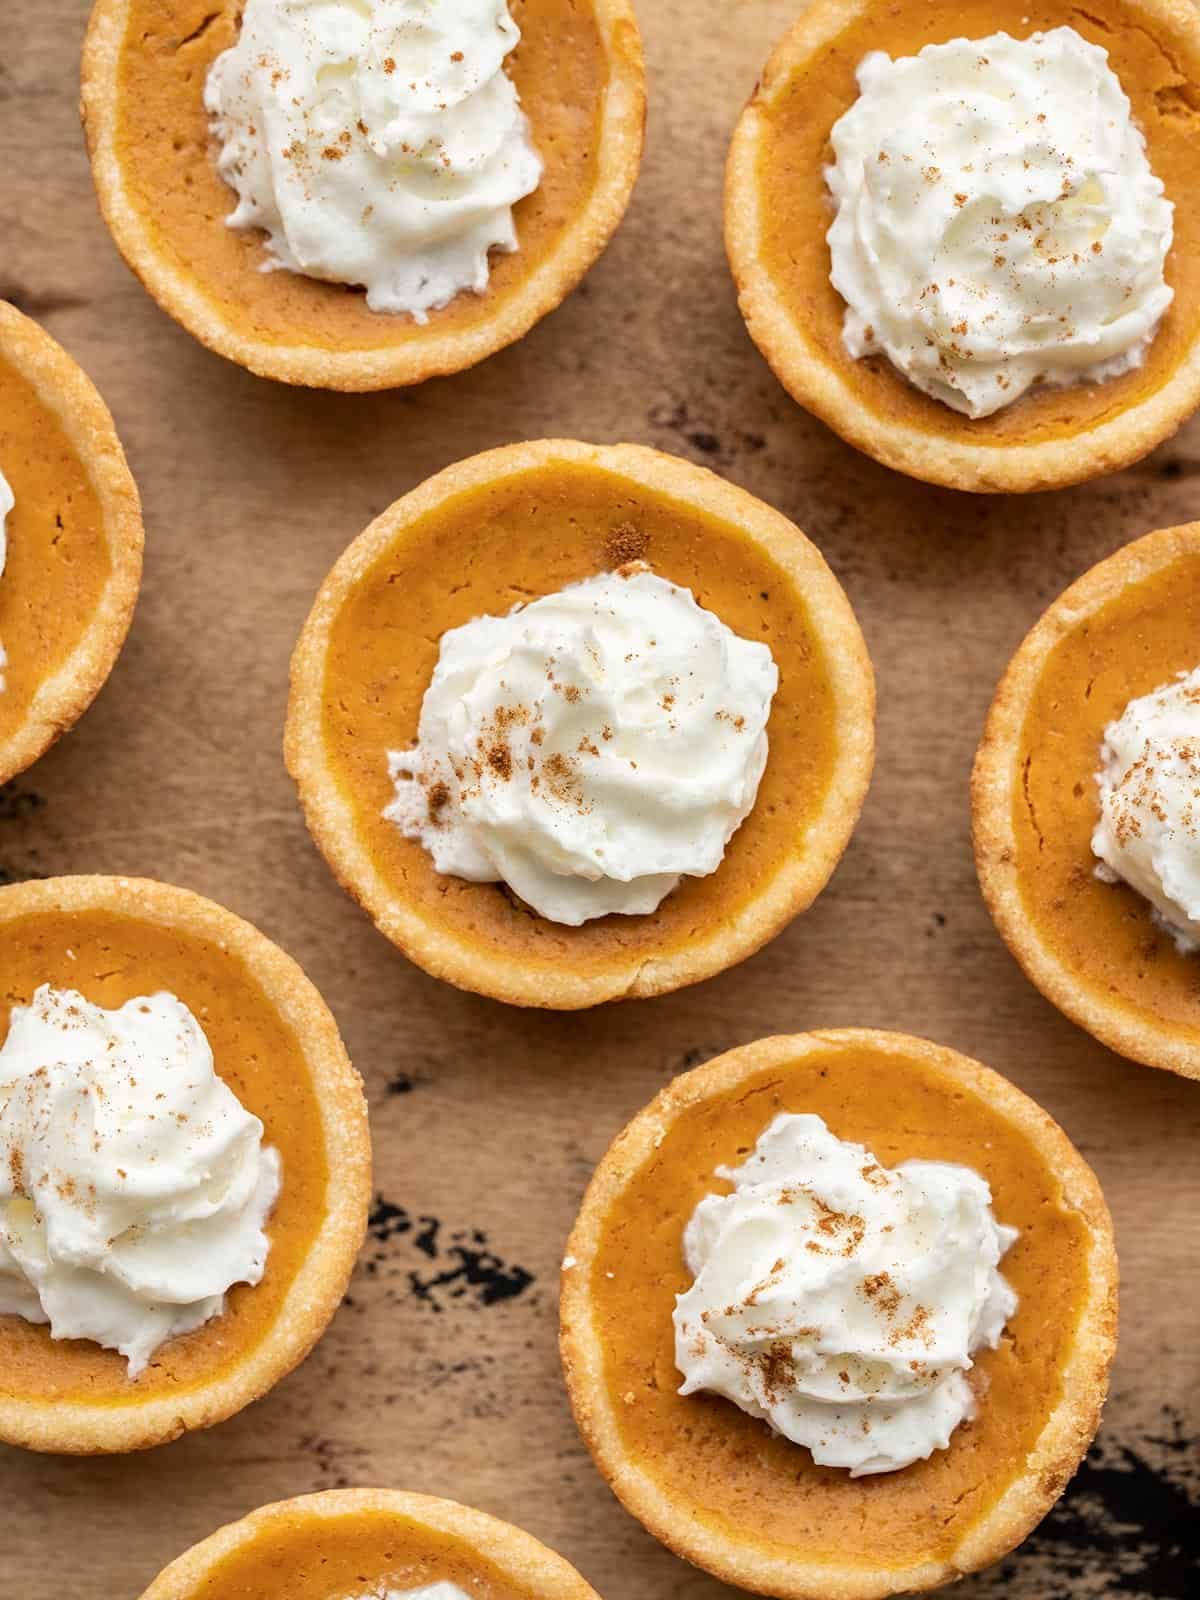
[
  {"left": 825, "top": 28, "right": 1174, "bottom": 418},
  {"left": 0, "top": 986, "right": 281, "bottom": 1375},
  {"left": 674, "top": 1114, "right": 1018, "bottom": 1476},
  {"left": 205, "top": 0, "right": 543, "bottom": 321},
  {"left": 385, "top": 565, "right": 778, "bottom": 925}
]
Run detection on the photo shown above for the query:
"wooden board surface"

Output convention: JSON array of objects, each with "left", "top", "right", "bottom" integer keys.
[{"left": 1, "top": 2, "right": 1197, "bottom": 1596}]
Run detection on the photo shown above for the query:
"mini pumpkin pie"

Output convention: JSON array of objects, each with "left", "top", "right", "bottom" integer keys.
[
  {"left": 974, "top": 521, "right": 1200, "bottom": 1080},
  {"left": 82, "top": 0, "right": 646, "bottom": 390},
  {"left": 561, "top": 1031, "right": 1117, "bottom": 1599},
  {"left": 137, "top": 1488, "right": 599, "bottom": 1600},
  {"left": 0, "top": 301, "right": 142, "bottom": 786},
  {"left": 285, "top": 439, "right": 875, "bottom": 1009},
  {"left": 726, "top": 0, "right": 1200, "bottom": 492},
  {"left": 0, "top": 874, "right": 370, "bottom": 1455}
]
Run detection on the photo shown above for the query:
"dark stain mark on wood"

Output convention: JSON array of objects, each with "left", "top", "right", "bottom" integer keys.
[
  {"left": 647, "top": 399, "right": 767, "bottom": 464},
  {"left": 1130, "top": 455, "right": 1200, "bottom": 482},
  {"left": 0, "top": 784, "right": 45, "bottom": 823},
  {"left": 367, "top": 1197, "right": 535, "bottom": 1311},
  {"left": 688, "top": 429, "right": 721, "bottom": 454},
  {"left": 680, "top": 1043, "right": 731, "bottom": 1070},
  {"left": 385, "top": 1068, "right": 433, "bottom": 1097},
  {"left": 0, "top": 784, "right": 47, "bottom": 884},
  {"left": 298, "top": 1433, "right": 371, "bottom": 1492},
  {"left": 974, "top": 1412, "right": 1197, "bottom": 1597},
  {"left": 0, "top": 285, "right": 90, "bottom": 318}
]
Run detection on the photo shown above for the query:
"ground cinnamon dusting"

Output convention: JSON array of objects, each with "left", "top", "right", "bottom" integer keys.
[
  {"left": 892, "top": 1303, "right": 934, "bottom": 1349},
  {"left": 426, "top": 781, "right": 451, "bottom": 824},
  {"left": 1110, "top": 738, "right": 1200, "bottom": 850},
  {"left": 493, "top": 705, "right": 529, "bottom": 730},
  {"left": 861, "top": 1271, "right": 903, "bottom": 1316},
  {"left": 544, "top": 751, "right": 585, "bottom": 808},
  {"left": 487, "top": 744, "right": 513, "bottom": 781},
  {"left": 751, "top": 1340, "right": 798, "bottom": 1406},
  {"left": 604, "top": 522, "right": 650, "bottom": 568},
  {"left": 806, "top": 1196, "right": 866, "bottom": 1256}
]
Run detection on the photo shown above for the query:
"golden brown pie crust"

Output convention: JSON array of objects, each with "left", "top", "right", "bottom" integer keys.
[
  {"left": 0, "top": 301, "right": 142, "bottom": 785},
  {"left": 138, "top": 1488, "right": 600, "bottom": 1600},
  {"left": 561, "top": 1031, "right": 1117, "bottom": 1600},
  {"left": 82, "top": 0, "right": 646, "bottom": 389},
  {"left": 285, "top": 439, "right": 875, "bottom": 1009},
  {"left": 0, "top": 876, "right": 371, "bottom": 1454},
  {"left": 726, "top": 0, "right": 1200, "bottom": 492},
  {"left": 974, "top": 521, "right": 1200, "bottom": 1079}
]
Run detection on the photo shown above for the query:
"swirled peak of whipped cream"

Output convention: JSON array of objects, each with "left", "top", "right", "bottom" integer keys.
[
  {"left": 385, "top": 565, "right": 780, "bottom": 925},
  {"left": 0, "top": 986, "right": 282, "bottom": 1376},
  {"left": 0, "top": 467, "right": 11, "bottom": 691},
  {"left": 825, "top": 27, "right": 1174, "bottom": 418},
  {"left": 204, "top": 0, "right": 543, "bottom": 321},
  {"left": 674, "top": 1114, "right": 1018, "bottom": 1476},
  {"left": 1093, "top": 667, "right": 1200, "bottom": 952}
]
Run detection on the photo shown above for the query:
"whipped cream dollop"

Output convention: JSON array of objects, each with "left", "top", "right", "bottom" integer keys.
[
  {"left": 826, "top": 27, "right": 1174, "bottom": 418},
  {"left": 205, "top": 0, "right": 543, "bottom": 321},
  {"left": 386, "top": 566, "right": 779, "bottom": 925},
  {"left": 1093, "top": 668, "right": 1200, "bottom": 952},
  {"left": 0, "top": 466, "right": 11, "bottom": 691},
  {"left": 0, "top": 986, "right": 282, "bottom": 1376},
  {"left": 674, "top": 1114, "right": 1018, "bottom": 1476}
]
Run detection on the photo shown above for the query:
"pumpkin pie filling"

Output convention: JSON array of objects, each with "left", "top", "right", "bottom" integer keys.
[
  {"left": 582, "top": 1043, "right": 1093, "bottom": 1572},
  {"left": 0, "top": 352, "right": 114, "bottom": 747},
  {"left": 737, "top": 0, "right": 1200, "bottom": 455},
  {"left": 319, "top": 460, "right": 840, "bottom": 980},
  {"left": 142, "top": 1492, "right": 601, "bottom": 1600},
  {"left": 109, "top": 0, "right": 612, "bottom": 351},
  {"left": 1011, "top": 552, "right": 1200, "bottom": 1041},
  {"left": 0, "top": 908, "right": 327, "bottom": 1409},
  {"left": 178, "top": 1509, "right": 535, "bottom": 1600}
]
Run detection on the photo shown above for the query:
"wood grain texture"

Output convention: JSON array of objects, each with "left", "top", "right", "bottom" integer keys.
[{"left": 0, "top": 2, "right": 1197, "bottom": 1596}]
